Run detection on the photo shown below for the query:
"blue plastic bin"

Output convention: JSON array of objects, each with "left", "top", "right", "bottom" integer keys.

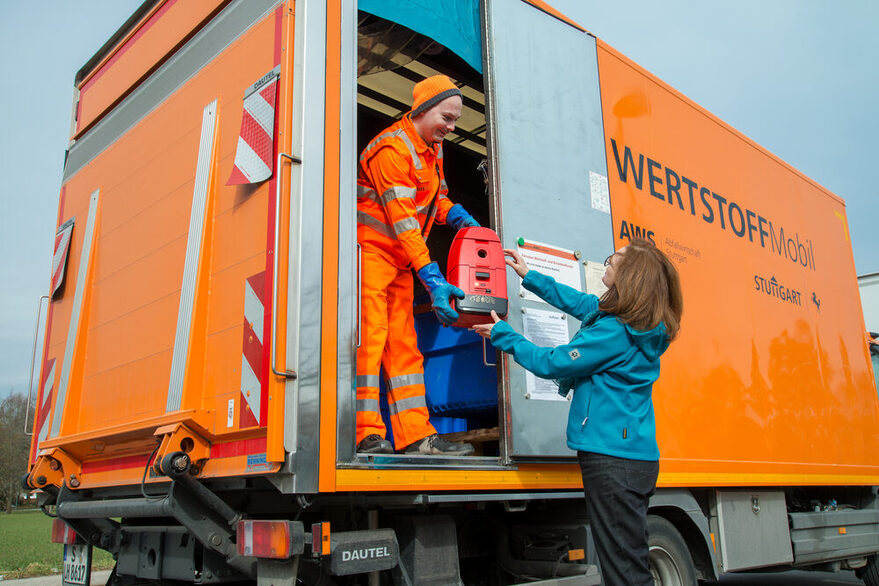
[
  {"left": 377, "top": 296, "right": 498, "bottom": 446},
  {"left": 413, "top": 298, "right": 498, "bottom": 417}
]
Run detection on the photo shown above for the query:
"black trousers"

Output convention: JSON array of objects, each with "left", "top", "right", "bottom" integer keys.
[{"left": 577, "top": 451, "right": 659, "bottom": 586}]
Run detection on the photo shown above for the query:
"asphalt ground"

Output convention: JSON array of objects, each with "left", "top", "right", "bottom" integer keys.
[
  {"left": 0, "top": 568, "right": 864, "bottom": 585},
  {"left": 0, "top": 570, "right": 111, "bottom": 586}
]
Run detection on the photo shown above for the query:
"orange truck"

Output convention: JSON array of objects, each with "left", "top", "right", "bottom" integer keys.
[{"left": 25, "top": 0, "right": 879, "bottom": 584}]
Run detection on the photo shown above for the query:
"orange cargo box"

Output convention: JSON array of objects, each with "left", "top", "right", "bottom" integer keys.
[
  {"left": 28, "top": 0, "right": 878, "bottom": 497},
  {"left": 25, "top": 2, "right": 879, "bottom": 584}
]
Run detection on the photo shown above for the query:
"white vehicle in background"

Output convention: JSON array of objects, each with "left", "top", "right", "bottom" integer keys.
[{"left": 860, "top": 273, "right": 879, "bottom": 392}]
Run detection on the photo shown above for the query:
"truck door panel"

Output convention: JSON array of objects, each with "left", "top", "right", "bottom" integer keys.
[{"left": 484, "top": 0, "right": 613, "bottom": 458}]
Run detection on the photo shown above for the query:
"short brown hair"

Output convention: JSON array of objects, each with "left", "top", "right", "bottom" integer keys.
[{"left": 599, "top": 239, "right": 683, "bottom": 340}]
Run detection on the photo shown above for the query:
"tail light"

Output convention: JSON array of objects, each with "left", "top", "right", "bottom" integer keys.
[{"left": 237, "top": 520, "right": 305, "bottom": 559}]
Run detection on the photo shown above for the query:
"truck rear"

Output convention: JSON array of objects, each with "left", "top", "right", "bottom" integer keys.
[{"left": 26, "top": 0, "right": 879, "bottom": 584}]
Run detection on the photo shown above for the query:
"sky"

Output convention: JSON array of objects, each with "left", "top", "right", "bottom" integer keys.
[{"left": 1, "top": 1, "right": 877, "bottom": 402}]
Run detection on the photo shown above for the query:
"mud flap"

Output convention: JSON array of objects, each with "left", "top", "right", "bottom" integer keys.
[{"left": 325, "top": 529, "right": 399, "bottom": 576}]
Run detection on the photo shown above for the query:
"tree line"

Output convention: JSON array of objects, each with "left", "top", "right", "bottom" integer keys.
[{"left": 0, "top": 391, "right": 32, "bottom": 513}]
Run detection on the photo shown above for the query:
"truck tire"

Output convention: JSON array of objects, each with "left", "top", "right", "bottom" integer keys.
[
  {"left": 647, "top": 515, "right": 697, "bottom": 586},
  {"left": 861, "top": 554, "right": 879, "bottom": 586}
]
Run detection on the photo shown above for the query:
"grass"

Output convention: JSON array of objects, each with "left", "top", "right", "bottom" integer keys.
[{"left": 0, "top": 509, "right": 115, "bottom": 579}]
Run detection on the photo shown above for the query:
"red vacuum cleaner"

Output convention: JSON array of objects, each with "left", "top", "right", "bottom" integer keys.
[{"left": 446, "top": 227, "right": 508, "bottom": 328}]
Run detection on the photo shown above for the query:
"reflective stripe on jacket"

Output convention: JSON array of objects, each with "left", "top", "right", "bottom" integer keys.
[{"left": 357, "top": 113, "right": 455, "bottom": 270}]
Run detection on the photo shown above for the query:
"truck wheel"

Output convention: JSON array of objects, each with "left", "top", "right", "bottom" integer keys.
[
  {"left": 861, "top": 554, "right": 879, "bottom": 586},
  {"left": 647, "top": 515, "right": 697, "bottom": 586}
]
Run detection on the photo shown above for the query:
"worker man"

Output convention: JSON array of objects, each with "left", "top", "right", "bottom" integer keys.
[{"left": 356, "top": 75, "right": 479, "bottom": 456}]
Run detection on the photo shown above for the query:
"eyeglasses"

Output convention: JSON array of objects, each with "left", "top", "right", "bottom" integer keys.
[{"left": 604, "top": 254, "right": 614, "bottom": 267}]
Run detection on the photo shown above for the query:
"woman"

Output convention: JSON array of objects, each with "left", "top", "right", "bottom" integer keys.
[{"left": 472, "top": 238, "right": 683, "bottom": 586}]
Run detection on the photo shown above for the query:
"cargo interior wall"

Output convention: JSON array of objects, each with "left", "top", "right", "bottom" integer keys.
[{"left": 354, "top": 12, "right": 500, "bottom": 456}]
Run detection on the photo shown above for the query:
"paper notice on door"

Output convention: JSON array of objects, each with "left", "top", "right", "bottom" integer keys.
[
  {"left": 521, "top": 307, "right": 570, "bottom": 401},
  {"left": 584, "top": 260, "right": 609, "bottom": 297},
  {"left": 589, "top": 171, "right": 610, "bottom": 214},
  {"left": 516, "top": 239, "right": 582, "bottom": 304}
]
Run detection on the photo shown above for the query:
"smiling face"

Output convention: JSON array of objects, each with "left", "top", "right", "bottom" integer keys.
[
  {"left": 602, "top": 246, "right": 627, "bottom": 288},
  {"left": 412, "top": 95, "right": 463, "bottom": 144}
]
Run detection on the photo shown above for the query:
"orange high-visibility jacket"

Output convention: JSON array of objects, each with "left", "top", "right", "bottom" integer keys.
[{"left": 357, "top": 113, "right": 456, "bottom": 270}]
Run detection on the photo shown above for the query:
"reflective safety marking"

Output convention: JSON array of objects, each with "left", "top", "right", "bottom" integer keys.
[
  {"left": 388, "top": 395, "right": 427, "bottom": 415},
  {"left": 51, "top": 219, "right": 75, "bottom": 296},
  {"left": 397, "top": 132, "right": 422, "bottom": 170},
  {"left": 356, "top": 374, "right": 381, "bottom": 389},
  {"left": 356, "top": 398, "right": 380, "bottom": 413},
  {"left": 387, "top": 373, "right": 424, "bottom": 389},
  {"left": 245, "top": 89, "right": 275, "bottom": 135},
  {"left": 381, "top": 186, "right": 416, "bottom": 206},
  {"left": 360, "top": 129, "right": 401, "bottom": 161},
  {"left": 357, "top": 211, "right": 395, "bottom": 239},
  {"left": 239, "top": 271, "right": 267, "bottom": 427},
  {"left": 230, "top": 136, "right": 271, "bottom": 182},
  {"left": 357, "top": 185, "right": 377, "bottom": 201},
  {"left": 244, "top": 278, "right": 264, "bottom": 345},
  {"left": 227, "top": 67, "right": 279, "bottom": 185},
  {"left": 393, "top": 217, "right": 419, "bottom": 235},
  {"left": 36, "top": 359, "right": 56, "bottom": 445},
  {"left": 240, "top": 354, "right": 262, "bottom": 424}
]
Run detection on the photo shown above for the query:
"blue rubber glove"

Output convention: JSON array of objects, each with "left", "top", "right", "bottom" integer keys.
[
  {"left": 446, "top": 204, "right": 480, "bottom": 231},
  {"left": 417, "top": 262, "right": 465, "bottom": 326}
]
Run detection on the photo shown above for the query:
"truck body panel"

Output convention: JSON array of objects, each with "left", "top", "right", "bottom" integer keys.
[
  {"left": 31, "top": 0, "right": 879, "bottom": 493},
  {"left": 597, "top": 40, "right": 879, "bottom": 485},
  {"left": 32, "top": 0, "right": 289, "bottom": 487},
  {"left": 74, "top": 0, "right": 228, "bottom": 136}
]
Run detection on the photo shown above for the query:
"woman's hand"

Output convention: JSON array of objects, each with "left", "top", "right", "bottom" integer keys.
[
  {"left": 504, "top": 248, "right": 529, "bottom": 278},
  {"left": 471, "top": 310, "right": 501, "bottom": 339}
]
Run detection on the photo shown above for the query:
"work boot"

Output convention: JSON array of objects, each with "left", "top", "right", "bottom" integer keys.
[
  {"left": 402, "top": 434, "right": 474, "bottom": 456},
  {"left": 357, "top": 434, "right": 394, "bottom": 454}
]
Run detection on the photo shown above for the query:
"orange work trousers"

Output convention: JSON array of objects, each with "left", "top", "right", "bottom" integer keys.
[{"left": 356, "top": 249, "right": 436, "bottom": 449}]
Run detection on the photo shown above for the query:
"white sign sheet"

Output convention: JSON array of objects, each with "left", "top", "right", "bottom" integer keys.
[
  {"left": 589, "top": 171, "right": 610, "bottom": 214},
  {"left": 584, "top": 260, "right": 609, "bottom": 297},
  {"left": 516, "top": 239, "right": 582, "bottom": 304},
  {"left": 521, "top": 307, "right": 571, "bottom": 401}
]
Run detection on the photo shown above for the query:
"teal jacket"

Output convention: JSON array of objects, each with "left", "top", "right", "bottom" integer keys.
[{"left": 490, "top": 270, "right": 669, "bottom": 461}]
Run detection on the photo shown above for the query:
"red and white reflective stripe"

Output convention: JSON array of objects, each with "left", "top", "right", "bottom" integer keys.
[
  {"left": 240, "top": 271, "right": 267, "bottom": 427},
  {"left": 35, "top": 358, "right": 56, "bottom": 448},
  {"left": 51, "top": 519, "right": 77, "bottom": 544},
  {"left": 51, "top": 219, "right": 75, "bottom": 296},
  {"left": 227, "top": 67, "right": 280, "bottom": 185},
  {"left": 30, "top": 356, "right": 56, "bottom": 464}
]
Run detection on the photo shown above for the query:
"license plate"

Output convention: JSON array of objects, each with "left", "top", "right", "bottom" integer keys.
[{"left": 62, "top": 543, "right": 92, "bottom": 586}]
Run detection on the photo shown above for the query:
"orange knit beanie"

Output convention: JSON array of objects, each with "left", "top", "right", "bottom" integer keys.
[{"left": 411, "top": 75, "right": 462, "bottom": 117}]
